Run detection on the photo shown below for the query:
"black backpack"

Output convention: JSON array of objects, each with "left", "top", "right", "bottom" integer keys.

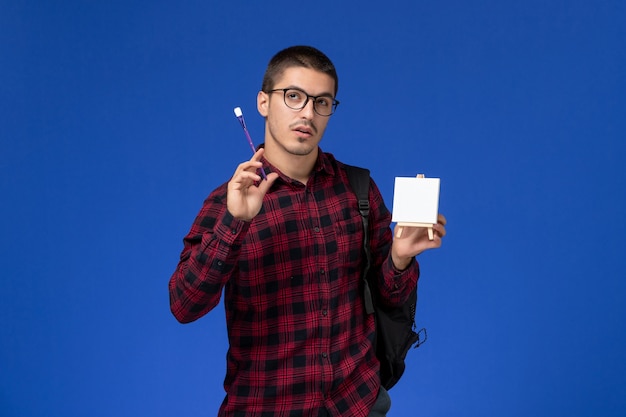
[{"left": 345, "top": 165, "right": 427, "bottom": 390}]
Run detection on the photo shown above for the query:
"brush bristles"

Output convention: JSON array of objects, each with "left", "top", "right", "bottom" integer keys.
[{"left": 234, "top": 107, "right": 243, "bottom": 117}]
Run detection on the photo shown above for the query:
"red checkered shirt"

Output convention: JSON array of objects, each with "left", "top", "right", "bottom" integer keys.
[{"left": 169, "top": 150, "right": 419, "bottom": 417}]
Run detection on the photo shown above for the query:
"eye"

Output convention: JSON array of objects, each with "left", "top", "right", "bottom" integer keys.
[
  {"left": 315, "top": 97, "right": 330, "bottom": 107},
  {"left": 285, "top": 89, "right": 304, "bottom": 102}
]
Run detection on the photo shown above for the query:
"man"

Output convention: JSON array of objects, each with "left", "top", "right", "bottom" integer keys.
[{"left": 169, "top": 45, "right": 446, "bottom": 417}]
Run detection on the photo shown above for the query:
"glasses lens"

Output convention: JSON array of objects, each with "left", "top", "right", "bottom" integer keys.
[
  {"left": 284, "top": 89, "right": 307, "bottom": 110},
  {"left": 313, "top": 97, "right": 333, "bottom": 116},
  {"left": 282, "top": 89, "right": 336, "bottom": 116}
]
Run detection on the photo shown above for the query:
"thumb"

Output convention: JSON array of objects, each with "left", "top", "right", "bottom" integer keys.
[{"left": 258, "top": 172, "right": 279, "bottom": 194}]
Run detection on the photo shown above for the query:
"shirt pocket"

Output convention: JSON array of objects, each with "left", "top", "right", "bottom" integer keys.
[{"left": 334, "top": 214, "right": 364, "bottom": 273}]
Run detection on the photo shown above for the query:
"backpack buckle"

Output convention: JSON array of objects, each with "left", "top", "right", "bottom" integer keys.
[{"left": 358, "top": 200, "right": 370, "bottom": 217}]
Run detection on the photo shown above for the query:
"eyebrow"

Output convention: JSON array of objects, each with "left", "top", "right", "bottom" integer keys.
[{"left": 281, "top": 85, "right": 335, "bottom": 98}]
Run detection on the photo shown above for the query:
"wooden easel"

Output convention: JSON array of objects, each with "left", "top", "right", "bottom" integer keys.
[{"left": 395, "top": 174, "right": 435, "bottom": 240}]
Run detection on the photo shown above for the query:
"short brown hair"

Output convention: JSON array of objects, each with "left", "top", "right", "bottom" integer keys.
[{"left": 261, "top": 45, "right": 338, "bottom": 96}]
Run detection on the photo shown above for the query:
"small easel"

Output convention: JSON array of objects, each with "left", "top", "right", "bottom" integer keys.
[{"left": 395, "top": 174, "right": 435, "bottom": 240}]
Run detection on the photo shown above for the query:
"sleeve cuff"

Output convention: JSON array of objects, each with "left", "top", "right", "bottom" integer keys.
[
  {"left": 384, "top": 256, "right": 419, "bottom": 292},
  {"left": 214, "top": 210, "right": 251, "bottom": 245}
]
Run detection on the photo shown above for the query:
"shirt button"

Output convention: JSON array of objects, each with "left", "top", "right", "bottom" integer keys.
[
  {"left": 314, "top": 226, "right": 320, "bottom": 232},
  {"left": 322, "top": 310, "right": 328, "bottom": 316},
  {"left": 320, "top": 269, "right": 325, "bottom": 275},
  {"left": 322, "top": 352, "right": 328, "bottom": 358}
]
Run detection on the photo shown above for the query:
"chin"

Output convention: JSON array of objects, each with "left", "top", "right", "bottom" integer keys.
[
  {"left": 283, "top": 138, "right": 315, "bottom": 155},
  {"left": 287, "top": 145, "right": 316, "bottom": 157}
]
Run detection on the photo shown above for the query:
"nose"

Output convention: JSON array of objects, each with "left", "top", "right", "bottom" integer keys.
[{"left": 300, "top": 98, "right": 316, "bottom": 119}]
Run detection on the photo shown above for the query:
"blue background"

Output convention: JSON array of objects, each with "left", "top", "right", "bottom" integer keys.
[{"left": 2, "top": 1, "right": 625, "bottom": 416}]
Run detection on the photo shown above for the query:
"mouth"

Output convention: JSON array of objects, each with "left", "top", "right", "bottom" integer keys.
[
  {"left": 294, "top": 129, "right": 312, "bottom": 138},
  {"left": 291, "top": 123, "right": 316, "bottom": 137}
]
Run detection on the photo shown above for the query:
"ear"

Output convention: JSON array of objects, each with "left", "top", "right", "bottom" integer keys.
[{"left": 257, "top": 90, "right": 269, "bottom": 117}]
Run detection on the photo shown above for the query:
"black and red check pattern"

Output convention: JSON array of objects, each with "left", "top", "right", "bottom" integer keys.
[{"left": 169, "top": 150, "right": 419, "bottom": 417}]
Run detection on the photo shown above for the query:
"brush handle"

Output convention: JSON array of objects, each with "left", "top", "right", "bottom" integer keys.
[{"left": 236, "top": 114, "right": 267, "bottom": 180}]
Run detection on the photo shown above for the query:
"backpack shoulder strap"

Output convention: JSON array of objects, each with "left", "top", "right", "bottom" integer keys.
[
  {"left": 345, "top": 164, "right": 375, "bottom": 315},
  {"left": 345, "top": 164, "right": 371, "bottom": 215}
]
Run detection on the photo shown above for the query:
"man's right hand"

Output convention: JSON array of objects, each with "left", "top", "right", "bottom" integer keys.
[{"left": 227, "top": 148, "right": 279, "bottom": 221}]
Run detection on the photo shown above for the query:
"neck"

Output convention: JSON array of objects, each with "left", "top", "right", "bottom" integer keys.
[{"left": 263, "top": 141, "right": 318, "bottom": 185}]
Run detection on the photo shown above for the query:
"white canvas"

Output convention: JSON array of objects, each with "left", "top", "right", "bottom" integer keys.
[{"left": 391, "top": 176, "right": 441, "bottom": 225}]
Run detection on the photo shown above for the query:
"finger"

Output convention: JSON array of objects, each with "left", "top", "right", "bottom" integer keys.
[
  {"left": 249, "top": 147, "right": 269, "bottom": 173},
  {"left": 432, "top": 222, "right": 446, "bottom": 238},
  {"left": 437, "top": 213, "right": 447, "bottom": 226},
  {"left": 235, "top": 160, "right": 265, "bottom": 178},
  {"left": 257, "top": 172, "right": 279, "bottom": 193},
  {"left": 230, "top": 168, "right": 262, "bottom": 189},
  {"left": 251, "top": 147, "right": 265, "bottom": 163}
]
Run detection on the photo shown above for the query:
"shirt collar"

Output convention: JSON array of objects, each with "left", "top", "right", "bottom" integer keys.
[{"left": 259, "top": 144, "right": 336, "bottom": 183}]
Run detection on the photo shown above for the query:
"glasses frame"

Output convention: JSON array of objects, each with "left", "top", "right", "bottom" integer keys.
[{"left": 266, "top": 88, "right": 340, "bottom": 117}]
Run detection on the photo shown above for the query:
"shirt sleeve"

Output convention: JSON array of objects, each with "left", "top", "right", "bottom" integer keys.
[
  {"left": 168, "top": 186, "right": 250, "bottom": 323},
  {"left": 367, "top": 178, "right": 420, "bottom": 307}
]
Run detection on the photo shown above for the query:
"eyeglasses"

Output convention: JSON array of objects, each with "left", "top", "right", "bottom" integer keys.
[{"left": 267, "top": 88, "right": 340, "bottom": 116}]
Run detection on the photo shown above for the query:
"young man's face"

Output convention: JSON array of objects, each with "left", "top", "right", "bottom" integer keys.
[{"left": 257, "top": 66, "right": 336, "bottom": 157}]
